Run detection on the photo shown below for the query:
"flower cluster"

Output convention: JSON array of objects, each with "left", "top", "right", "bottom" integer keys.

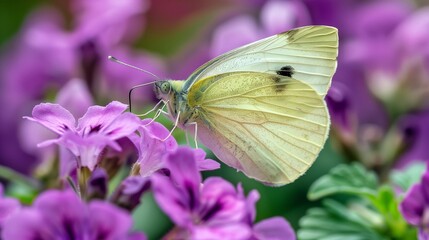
[
  {"left": 401, "top": 165, "right": 429, "bottom": 240},
  {"left": 2, "top": 0, "right": 429, "bottom": 239},
  {"left": 152, "top": 147, "right": 295, "bottom": 239},
  {"left": 2, "top": 190, "right": 145, "bottom": 240},
  {"left": 0, "top": 101, "right": 295, "bottom": 239}
]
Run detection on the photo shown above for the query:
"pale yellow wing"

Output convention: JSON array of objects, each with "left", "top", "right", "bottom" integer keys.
[
  {"left": 184, "top": 26, "right": 338, "bottom": 96},
  {"left": 188, "top": 72, "right": 330, "bottom": 185}
]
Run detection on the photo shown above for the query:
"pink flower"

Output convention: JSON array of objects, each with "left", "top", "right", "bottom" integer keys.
[{"left": 25, "top": 101, "right": 140, "bottom": 172}]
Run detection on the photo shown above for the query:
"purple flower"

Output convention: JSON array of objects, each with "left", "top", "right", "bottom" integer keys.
[
  {"left": 400, "top": 165, "right": 429, "bottom": 239},
  {"left": 210, "top": 0, "right": 310, "bottom": 57},
  {"left": 0, "top": 0, "right": 164, "bottom": 174},
  {"left": 136, "top": 120, "right": 219, "bottom": 177},
  {"left": 397, "top": 112, "right": 429, "bottom": 168},
  {"left": 0, "top": 185, "right": 20, "bottom": 228},
  {"left": 25, "top": 101, "right": 141, "bottom": 172},
  {"left": 151, "top": 147, "right": 294, "bottom": 239},
  {"left": 172, "top": 0, "right": 310, "bottom": 79},
  {"left": 110, "top": 176, "right": 151, "bottom": 211},
  {"left": 19, "top": 79, "right": 94, "bottom": 176},
  {"left": 1, "top": 190, "right": 145, "bottom": 240}
]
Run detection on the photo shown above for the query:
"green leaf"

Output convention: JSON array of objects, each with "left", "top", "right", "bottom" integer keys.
[
  {"left": 298, "top": 199, "right": 386, "bottom": 240},
  {"left": 369, "top": 186, "right": 417, "bottom": 240},
  {"left": 308, "top": 163, "right": 378, "bottom": 200},
  {"left": 390, "top": 162, "right": 426, "bottom": 192}
]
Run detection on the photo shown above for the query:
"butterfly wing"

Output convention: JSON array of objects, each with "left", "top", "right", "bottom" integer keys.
[
  {"left": 183, "top": 26, "right": 338, "bottom": 96},
  {"left": 187, "top": 72, "right": 330, "bottom": 185}
]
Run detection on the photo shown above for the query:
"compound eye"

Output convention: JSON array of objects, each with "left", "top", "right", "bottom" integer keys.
[{"left": 160, "top": 82, "right": 171, "bottom": 94}]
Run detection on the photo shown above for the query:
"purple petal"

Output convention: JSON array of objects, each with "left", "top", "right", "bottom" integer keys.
[
  {"left": 393, "top": 7, "right": 429, "bottom": 69},
  {"left": 137, "top": 123, "right": 177, "bottom": 177},
  {"left": 165, "top": 148, "right": 201, "bottom": 199},
  {"left": 77, "top": 101, "right": 128, "bottom": 134},
  {"left": 0, "top": 197, "right": 21, "bottom": 226},
  {"left": 400, "top": 183, "right": 426, "bottom": 225},
  {"left": 210, "top": 16, "right": 261, "bottom": 57},
  {"left": 87, "top": 168, "right": 108, "bottom": 199},
  {"left": 253, "top": 217, "right": 296, "bottom": 240},
  {"left": 422, "top": 170, "right": 429, "bottom": 203},
  {"left": 60, "top": 131, "right": 119, "bottom": 170},
  {"left": 200, "top": 177, "right": 247, "bottom": 224},
  {"left": 260, "top": 1, "right": 310, "bottom": 36},
  {"left": 25, "top": 103, "right": 76, "bottom": 135},
  {"left": 245, "top": 189, "right": 260, "bottom": 224},
  {"left": 192, "top": 223, "right": 252, "bottom": 240},
  {"left": 56, "top": 79, "right": 94, "bottom": 118},
  {"left": 72, "top": 0, "right": 148, "bottom": 46},
  {"left": 32, "top": 190, "right": 86, "bottom": 237},
  {"left": 2, "top": 209, "right": 49, "bottom": 240},
  {"left": 59, "top": 146, "right": 78, "bottom": 178},
  {"left": 194, "top": 148, "right": 220, "bottom": 171},
  {"left": 101, "top": 112, "right": 141, "bottom": 140},
  {"left": 151, "top": 174, "right": 193, "bottom": 226},
  {"left": 111, "top": 176, "right": 150, "bottom": 211},
  {"left": 419, "top": 228, "right": 429, "bottom": 240},
  {"left": 87, "top": 201, "right": 133, "bottom": 239}
]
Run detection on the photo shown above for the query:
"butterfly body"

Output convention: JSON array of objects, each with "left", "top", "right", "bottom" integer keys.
[{"left": 154, "top": 26, "right": 338, "bottom": 185}]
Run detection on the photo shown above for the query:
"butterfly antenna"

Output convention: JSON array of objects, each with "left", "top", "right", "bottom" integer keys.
[
  {"left": 108, "top": 56, "right": 161, "bottom": 112},
  {"left": 108, "top": 56, "right": 160, "bottom": 80}
]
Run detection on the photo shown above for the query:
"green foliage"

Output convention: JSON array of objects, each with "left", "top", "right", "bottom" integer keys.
[
  {"left": 308, "top": 163, "right": 378, "bottom": 200},
  {"left": 300, "top": 163, "right": 417, "bottom": 240},
  {"left": 390, "top": 162, "right": 426, "bottom": 192},
  {"left": 298, "top": 199, "right": 385, "bottom": 240}
]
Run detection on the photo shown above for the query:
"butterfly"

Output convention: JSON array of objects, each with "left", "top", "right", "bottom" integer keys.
[{"left": 154, "top": 26, "right": 338, "bottom": 186}]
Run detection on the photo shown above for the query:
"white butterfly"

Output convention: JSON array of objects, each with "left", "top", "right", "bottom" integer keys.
[{"left": 154, "top": 26, "right": 338, "bottom": 186}]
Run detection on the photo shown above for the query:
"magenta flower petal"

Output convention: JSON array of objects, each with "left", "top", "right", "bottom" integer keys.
[
  {"left": 200, "top": 177, "right": 247, "bottom": 225},
  {"left": 111, "top": 176, "right": 150, "bottom": 211},
  {"left": 192, "top": 223, "right": 252, "bottom": 240},
  {"left": 210, "top": 16, "right": 261, "bottom": 57},
  {"left": 0, "top": 188, "right": 21, "bottom": 226},
  {"left": 165, "top": 148, "right": 201, "bottom": 194},
  {"left": 400, "top": 166, "right": 429, "bottom": 237},
  {"left": 77, "top": 101, "right": 128, "bottom": 134},
  {"left": 194, "top": 148, "right": 221, "bottom": 171},
  {"left": 55, "top": 79, "right": 94, "bottom": 118},
  {"left": 2, "top": 190, "right": 144, "bottom": 240},
  {"left": 2, "top": 209, "right": 47, "bottom": 239},
  {"left": 260, "top": 0, "right": 310, "bottom": 36},
  {"left": 87, "top": 201, "right": 133, "bottom": 239},
  {"left": 26, "top": 103, "right": 76, "bottom": 135},
  {"left": 60, "top": 131, "right": 120, "bottom": 171},
  {"left": 101, "top": 112, "right": 141, "bottom": 140},
  {"left": 152, "top": 174, "right": 194, "bottom": 226},
  {"left": 137, "top": 122, "right": 177, "bottom": 177},
  {"left": 253, "top": 217, "right": 296, "bottom": 240},
  {"left": 401, "top": 184, "right": 426, "bottom": 225}
]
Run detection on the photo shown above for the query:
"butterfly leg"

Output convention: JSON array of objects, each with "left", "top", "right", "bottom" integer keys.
[
  {"left": 162, "top": 111, "right": 180, "bottom": 141},
  {"left": 187, "top": 122, "right": 199, "bottom": 149},
  {"left": 143, "top": 104, "right": 168, "bottom": 126},
  {"left": 137, "top": 99, "right": 167, "bottom": 117}
]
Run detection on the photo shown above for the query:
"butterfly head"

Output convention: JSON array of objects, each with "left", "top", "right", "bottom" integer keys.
[{"left": 154, "top": 80, "right": 187, "bottom": 120}]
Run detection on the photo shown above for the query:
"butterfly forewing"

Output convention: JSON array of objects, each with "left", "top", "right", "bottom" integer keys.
[
  {"left": 188, "top": 72, "right": 329, "bottom": 185},
  {"left": 184, "top": 26, "right": 338, "bottom": 96}
]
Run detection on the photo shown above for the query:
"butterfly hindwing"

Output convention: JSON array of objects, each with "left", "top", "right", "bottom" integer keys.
[{"left": 187, "top": 72, "right": 330, "bottom": 185}]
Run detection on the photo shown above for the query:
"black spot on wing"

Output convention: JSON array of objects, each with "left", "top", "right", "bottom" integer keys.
[
  {"left": 270, "top": 75, "right": 287, "bottom": 93},
  {"left": 276, "top": 66, "right": 294, "bottom": 77}
]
